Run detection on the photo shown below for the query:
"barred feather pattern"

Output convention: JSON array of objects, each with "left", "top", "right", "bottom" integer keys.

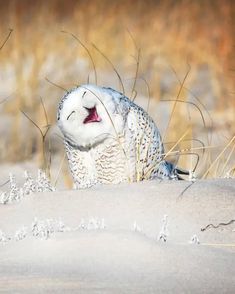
[{"left": 62, "top": 86, "right": 177, "bottom": 189}]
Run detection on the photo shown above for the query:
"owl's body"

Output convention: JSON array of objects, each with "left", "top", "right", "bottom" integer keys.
[{"left": 58, "top": 85, "right": 179, "bottom": 188}]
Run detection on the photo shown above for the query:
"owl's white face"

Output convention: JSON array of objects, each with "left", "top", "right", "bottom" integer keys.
[{"left": 57, "top": 84, "right": 125, "bottom": 149}]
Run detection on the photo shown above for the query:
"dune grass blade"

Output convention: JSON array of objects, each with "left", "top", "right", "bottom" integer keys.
[
  {"left": 0, "top": 29, "right": 13, "bottom": 51},
  {"left": 220, "top": 142, "right": 235, "bottom": 177},
  {"left": 161, "top": 99, "right": 206, "bottom": 132},
  {"left": 61, "top": 30, "right": 97, "bottom": 86},
  {"left": 131, "top": 50, "right": 140, "bottom": 101},
  {"left": 163, "top": 64, "right": 191, "bottom": 142},
  {"left": 171, "top": 65, "right": 213, "bottom": 156},
  {"left": 202, "top": 135, "right": 235, "bottom": 179},
  {"left": 163, "top": 128, "right": 190, "bottom": 160},
  {"left": 165, "top": 138, "right": 206, "bottom": 156},
  {"left": 92, "top": 44, "right": 125, "bottom": 95},
  {"left": 0, "top": 179, "right": 10, "bottom": 188},
  {"left": 45, "top": 77, "right": 68, "bottom": 92},
  {"left": 126, "top": 29, "right": 140, "bottom": 100},
  {"left": 125, "top": 76, "right": 151, "bottom": 112},
  {"left": 21, "top": 98, "right": 51, "bottom": 175},
  {"left": 0, "top": 96, "right": 10, "bottom": 105}
]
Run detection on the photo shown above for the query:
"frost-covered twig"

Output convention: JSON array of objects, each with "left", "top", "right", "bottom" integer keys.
[
  {"left": 78, "top": 218, "right": 106, "bottom": 231},
  {"left": 15, "top": 226, "right": 27, "bottom": 241},
  {"left": 100, "top": 218, "right": 106, "bottom": 230},
  {"left": 0, "top": 192, "right": 8, "bottom": 204},
  {"left": 189, "top": 234, "right": 200, "bottom": 245},
  {"left": 87, "top": 218, "right": 99, "bottom": 230},
  {"left": 189, "top": 170, "right": 196, "bottom": 182},
  {"left": 8, "top": 173, "right": 22, "bottom": 203},
  {"left": 78, "top": 218, "right": 86, "bottom": 230},
  {"left": 0, "top": 170, "right": 56, "bottom": 205},
  {"left": 0, "top": 230, "right": 10, "bottom": 243},
  {"left": 158, "top": 215, "right": 169, "bottom": 242},
  {"left": 23, "top": 171, "right": 36, "bottom": 195},
  {"left": 133, "top": 221, "right": 142, "bottom": 233},
  {"left": 36, "top": 169, "right": 55, "bottom": 192},
  {"left": 31, "top": 217, "right": 62, "bottom": 240},
  {"left": 0, "top": 216, "right": 107, "bottom": 244}
]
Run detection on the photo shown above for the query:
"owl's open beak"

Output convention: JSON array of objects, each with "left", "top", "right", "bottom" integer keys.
[{"left": 83, "top": 106, "right": 102, "bottom": 124}]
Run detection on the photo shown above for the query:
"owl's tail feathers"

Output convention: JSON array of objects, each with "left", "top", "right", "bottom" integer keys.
[
  {"left": 166, "top": 161, "right": 191, "bottom": 180},
  {"left": 175, "top": 166, "right": 190, "bottom": 175},
  {"left": 175, "top": 167, "right": 190, "bottom": 180}
]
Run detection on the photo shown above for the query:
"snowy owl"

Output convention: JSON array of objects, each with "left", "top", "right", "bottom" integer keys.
[{"left": 57, "top": 84, "right": 187, "bottom": 188}]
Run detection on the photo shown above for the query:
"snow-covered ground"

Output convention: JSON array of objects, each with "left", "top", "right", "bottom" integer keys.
[{"left": 0, "top": 178, "right": 234, "bottom": 293}]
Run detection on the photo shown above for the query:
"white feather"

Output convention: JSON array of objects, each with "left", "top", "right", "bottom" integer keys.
[{"left": 58, "top": 84, "right": 178, "bottom": 188}]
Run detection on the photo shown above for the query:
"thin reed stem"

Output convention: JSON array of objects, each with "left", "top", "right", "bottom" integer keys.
[
  {"left": 0, "top": 29, "right": 13, "bottom": 50},
  {"left": 202, "top": 135, "right": 235, "bottom": 178},
  {"left": 92, "top": 44, "right": 125, "bottom": 95},
  {"left": 61, "top": 30, "right": 97, "bottom": 85}
]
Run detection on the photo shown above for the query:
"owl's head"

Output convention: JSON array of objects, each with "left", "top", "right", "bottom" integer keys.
[{"left": 57, "top": 84, "right": 125, "bottom": 149}]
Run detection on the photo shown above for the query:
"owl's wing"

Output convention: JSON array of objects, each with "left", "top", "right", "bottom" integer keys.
[{"left": 122, "top": 100, "right": 165, "bottom": 181}]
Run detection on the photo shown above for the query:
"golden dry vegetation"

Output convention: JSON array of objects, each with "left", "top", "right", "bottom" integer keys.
[{"left": 0, "top": 0, "right": 234, "bottom": 181}]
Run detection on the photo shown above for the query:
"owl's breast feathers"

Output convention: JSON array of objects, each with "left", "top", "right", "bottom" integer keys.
[{"left": 61, "top": 85, "right": 184, "bottom": 189}]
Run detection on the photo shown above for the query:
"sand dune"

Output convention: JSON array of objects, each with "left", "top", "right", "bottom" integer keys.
[{"left": 0, "top": 179, "right": 235, "bottom": 293}]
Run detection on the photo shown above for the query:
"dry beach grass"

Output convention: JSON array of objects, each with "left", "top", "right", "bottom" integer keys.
[{"left": 0, "top": 0, "right": 234, "bottom": 185}]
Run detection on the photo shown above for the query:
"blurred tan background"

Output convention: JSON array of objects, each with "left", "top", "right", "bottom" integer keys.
[{"left": 0, "top": 0, "right": 234, "bottom": 181}]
